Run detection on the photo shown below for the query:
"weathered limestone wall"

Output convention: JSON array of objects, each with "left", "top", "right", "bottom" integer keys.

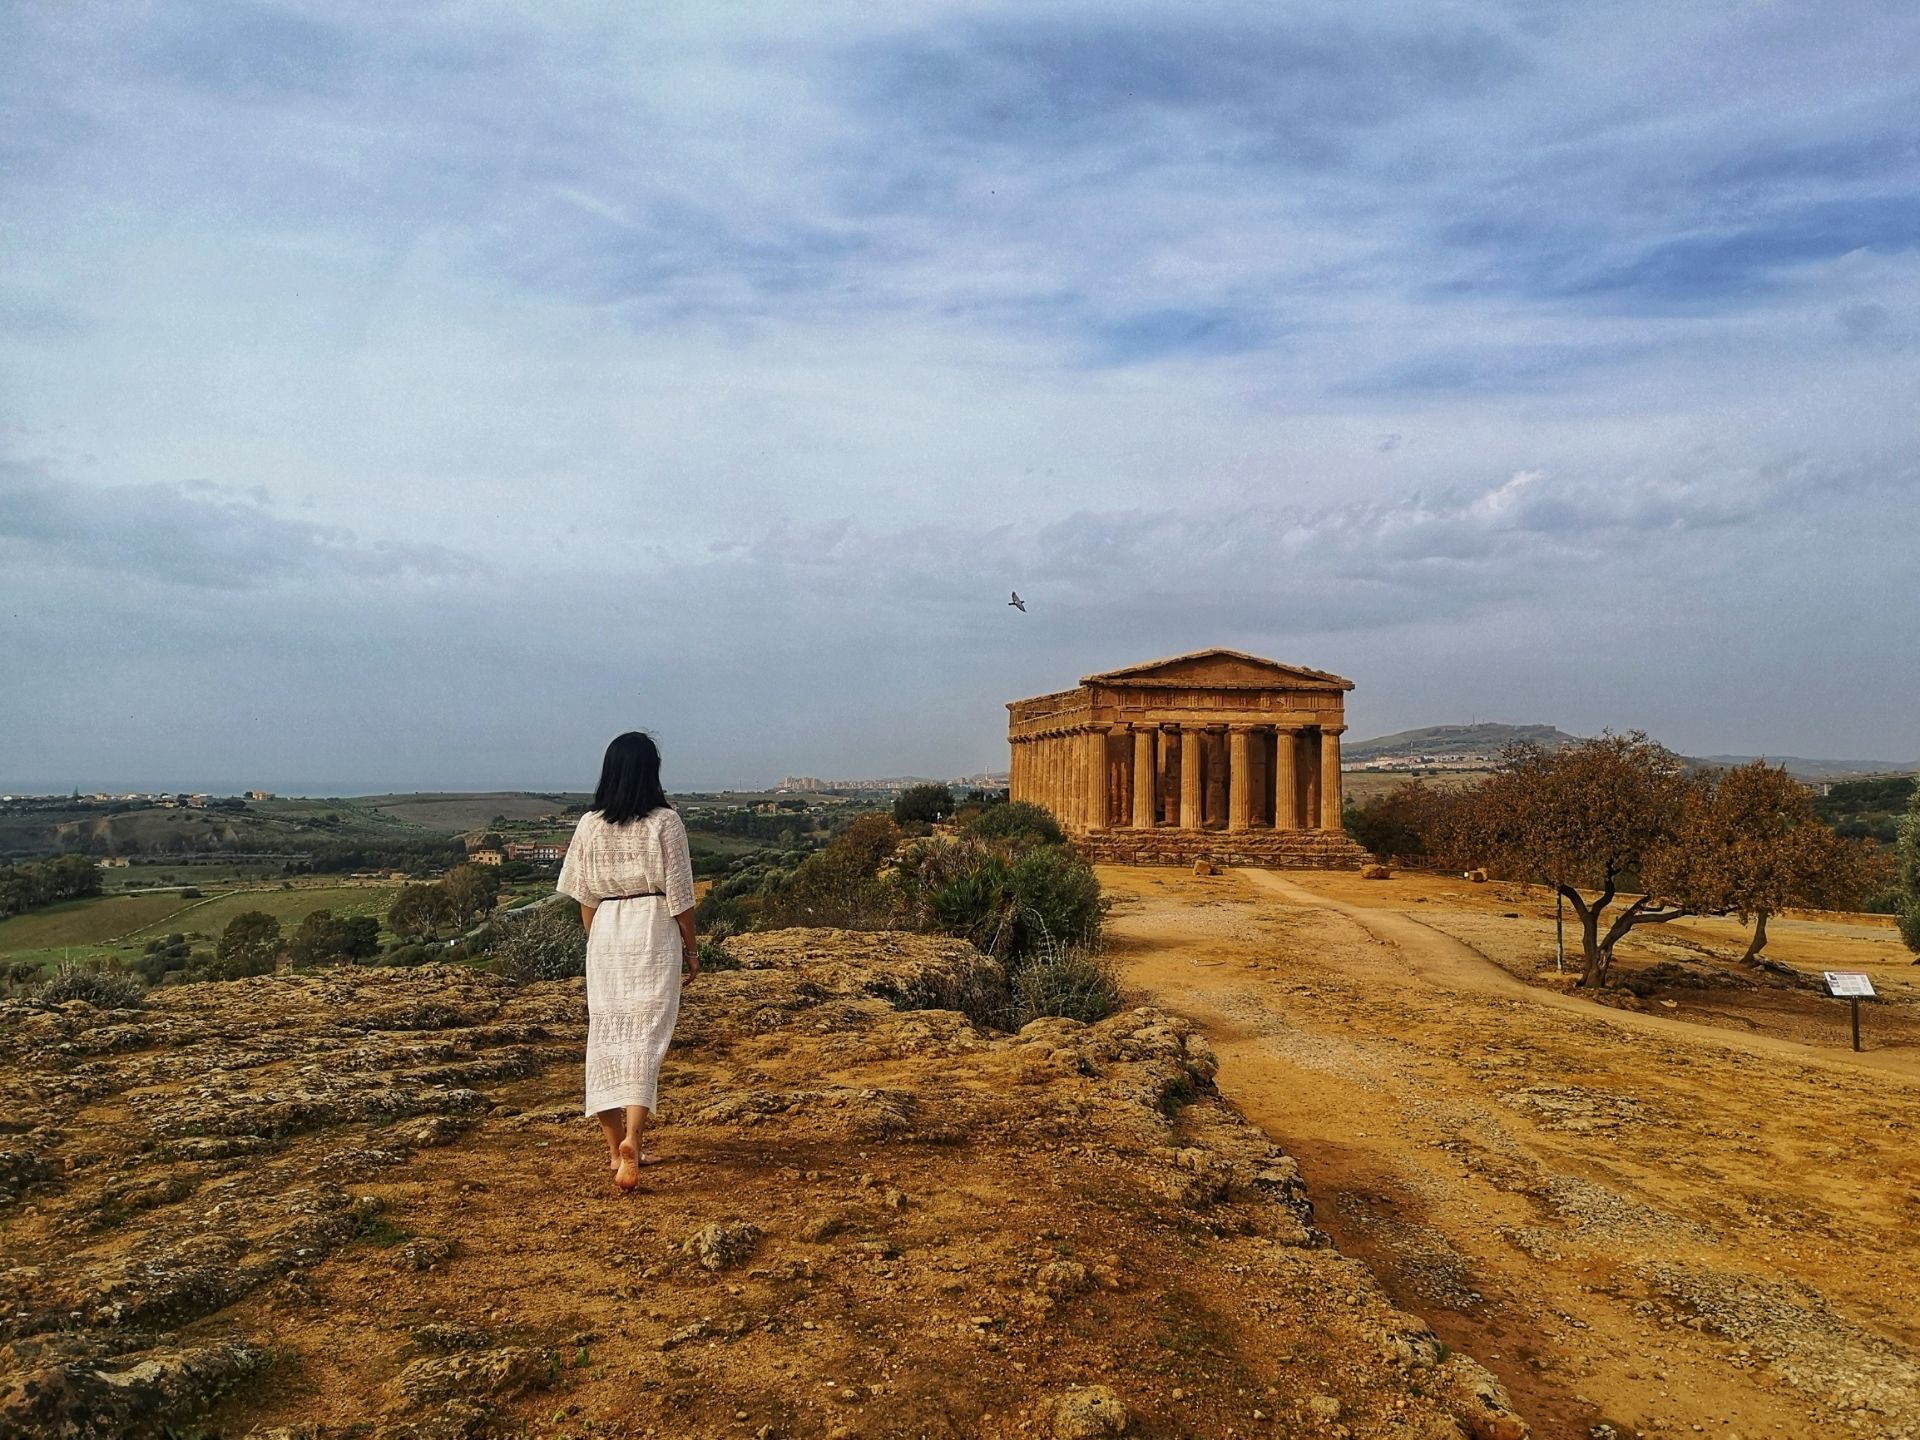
[{"left": 1076, "top": 828, "right": 1374, "bottom": 870}]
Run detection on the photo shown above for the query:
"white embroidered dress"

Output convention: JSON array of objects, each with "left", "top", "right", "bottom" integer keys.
[{"left": 556, "top": 807, "right": 696, "bottom": 1116}]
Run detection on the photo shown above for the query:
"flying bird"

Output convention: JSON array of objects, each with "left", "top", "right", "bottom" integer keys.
[{"left": 1008, "top": 591, "right": 1026, "bottom": 612}]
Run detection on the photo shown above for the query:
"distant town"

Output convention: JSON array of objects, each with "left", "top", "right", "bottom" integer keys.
[
  {"left": 1346, "top": 751, "right": 1495, "bottom": 773},
  {"left": 773, "top": 773, "right": 1009, "bottom": 794},
  {"left": 0, "top": 790, "right": 276, "bottom": 808}
]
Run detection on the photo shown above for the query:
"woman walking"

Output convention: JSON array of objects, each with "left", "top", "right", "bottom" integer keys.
[{"left": 556, "top": 731, "right": 699, "bottom": 1191}]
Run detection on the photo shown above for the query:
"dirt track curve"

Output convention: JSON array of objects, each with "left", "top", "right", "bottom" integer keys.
[{"left": 1102, "top": 864, "right": 1920, "bottom": 1440}]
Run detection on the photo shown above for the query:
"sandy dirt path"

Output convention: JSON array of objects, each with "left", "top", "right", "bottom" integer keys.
[{"left": 1102, "top": 864, "right": 1920, "bottom": 1440}]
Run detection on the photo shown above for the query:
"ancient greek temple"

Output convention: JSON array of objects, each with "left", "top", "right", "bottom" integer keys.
[{"left": 1006, "top": 649, "right": 1373, "bottom": 868}]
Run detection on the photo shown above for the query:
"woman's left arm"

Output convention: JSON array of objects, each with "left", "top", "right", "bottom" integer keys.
[
  {"left": 661, "top": 811, "right": 698, "bottom": 980},
  {"left": 676, "top": 907, "right": 698, "bottom": 982}
]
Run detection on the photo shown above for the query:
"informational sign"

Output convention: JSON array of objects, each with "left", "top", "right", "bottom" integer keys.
[{"left": 1824, "top": 971, "right": 1876, "bottom": 998}]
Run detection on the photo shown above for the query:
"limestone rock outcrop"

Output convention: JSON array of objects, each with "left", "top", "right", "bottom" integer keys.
[{"left": 0, "top": 941, "right": 1524, "bottom": 1438}]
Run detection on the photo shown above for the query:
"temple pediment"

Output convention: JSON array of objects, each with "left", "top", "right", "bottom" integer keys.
[{"left": 1081, "top": 649, "right": 1352, "bottom": 692}]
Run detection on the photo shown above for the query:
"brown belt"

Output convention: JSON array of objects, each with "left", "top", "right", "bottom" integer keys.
[{"left": 603, "top": 891, "right": 665, "bottom": 901}]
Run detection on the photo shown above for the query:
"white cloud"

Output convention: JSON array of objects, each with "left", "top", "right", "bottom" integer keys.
[{"left": 0, "top": 465, "right": 469, "bottom": 590}]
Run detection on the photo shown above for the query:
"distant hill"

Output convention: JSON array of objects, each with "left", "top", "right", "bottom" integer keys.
[
  {"left": 1692, "top": 755, "right": 1919, "bottom": 780},
  {"left": 1345, "top": 724, "right": 1579, "bottom": 760},
  {"left": 1348, "top": 724, "right": 1916, "bottom": 780},
  {"left": 0, "top": 795, "right": 467, "bottom": 864},
  {"left": 357, "top": 791, "right": 583, "bottom": 831}
]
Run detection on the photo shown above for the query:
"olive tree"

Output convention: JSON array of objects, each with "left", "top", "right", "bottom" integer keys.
[
  {"left": 387, "top": 884, "right": 450, "bottom": 941},
  {"left": 1443, "top": 733, "right": 1694, "bottom": 988},
  {"left": 441, "top": 863, "right": 501, "bottom": 931},
  {"left": 1648, "top": 761, "right": 1888, "bottom": 962},
  {"left": 214, "top": 910, "right": 282, "bottom": 978},
  {"left": 892, "top": 784, "right": 954, "bottom": 827}
]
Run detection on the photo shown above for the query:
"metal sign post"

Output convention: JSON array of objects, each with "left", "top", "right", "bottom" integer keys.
[{"left": 1824, "top": 972, "right": 1876, "bottom": 1052}]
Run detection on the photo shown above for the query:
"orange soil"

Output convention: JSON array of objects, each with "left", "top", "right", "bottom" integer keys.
[{"left": 1103, "top": 864, "right": 1920, "bottom": 1440}]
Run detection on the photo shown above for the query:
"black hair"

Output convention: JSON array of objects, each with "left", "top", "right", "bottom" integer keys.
[{"left": 593, "top": 731, "right": 671, "bottom": 825}]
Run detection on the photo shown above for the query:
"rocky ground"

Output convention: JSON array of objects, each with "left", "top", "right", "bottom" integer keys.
[
  {"left": 0, "top": 931, "right": 1526, "bottom": 1439},
  {"left": 1103, "top": 866, "right": 1920, "bottom": 1440}
]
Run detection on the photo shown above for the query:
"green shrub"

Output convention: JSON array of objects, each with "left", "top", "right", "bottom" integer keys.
[
  {"left": 835, "top": 814, "right": 904, "bottom": 872},
  {"left": 207, "top": 947, "right": 276, "bottom": 981},
  {"left": 1343, "top": 782, "right": 1463, "bottom": 861},
  {"left": 911, "top": 841, "right": 1015, "bottom": 955},
  {"left": 284, "top": 911, "right": 380, "bottom": 967},
  {"left": 1898, "top": 787, "right": 1920, "bottom": 959},
  {"left": 492, "top": 901, "right": 587, "bottom": 983},
  {"left": 757, "top": 816, "right": 904, "bottom": 931},
  {"left": 695, "top": 929, "right": 740, "bottom": 973},
  {"left": 1006, "top": 844, "right": 1104, "bottom": 953},
  {"left": 1009, "top": 935, "right": 1122, "bottom": 1027},
  {"left": 695, "top": 860, "right": 793, "bottom": 932},
  {"left": 131, "top": 933, "right": 197, "bottom": 983},
  {"left": 1899, "top": 900, "right": 1920, "bottom": 954},
  {"left": 961, "top": 800, "right": 1064, "bottom": 849},
  {"left": 35, "top": 962, "right": 146, "bottom": 1010},
  {"left": 694, "top": 889, "right": 753, "bottom": 934},
  {"left": 900, "top": 838, "right": 1104, "bottom": 962},
  {"left": 217, "top": 911, "right": 281, "bottom": 975}
]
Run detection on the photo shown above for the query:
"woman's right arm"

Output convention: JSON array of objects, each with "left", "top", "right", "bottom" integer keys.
[{"left": 557, "top": 814, "right": 600, "bottom": 919}]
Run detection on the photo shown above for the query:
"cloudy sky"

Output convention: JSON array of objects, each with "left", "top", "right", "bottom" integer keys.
[{"left": 3, "top": 1, "right": 1916, "bottom": 792}]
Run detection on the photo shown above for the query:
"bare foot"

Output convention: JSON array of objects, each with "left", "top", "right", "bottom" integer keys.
[{"left": 614, "top": 1138, "right": 642, "bottom": 1191}]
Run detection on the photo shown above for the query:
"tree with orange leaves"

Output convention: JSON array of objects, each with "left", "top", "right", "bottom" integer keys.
[
  {"left": 1647, "top": 761, "right": 1887, "bottom": 963},
  {"left": 1443, "top": 732, "right": 1694, "bottom": 988}
]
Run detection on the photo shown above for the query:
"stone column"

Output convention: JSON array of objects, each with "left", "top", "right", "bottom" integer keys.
[
  {"left": 1083, "top": 727, "right": 1107, "bottom": 830},
  {"left": 1273, "top": 728, "right": 1298, "bottom": 830},
  {"left": 1319, "top": 728, "right": 1344, "bottom": 830},
  {"left": 1063, "top": 734, "right": 1075, "bottom": 824},
  {"left": 1131, "top": 727, "right": 1156, "bottom": 829},
  {"left": 1179, "top": 727, "right": 1202, "bottom": 830},
  {"left": 1204, "top": 728, "right": 1228, "bottom": 829},
  {"left": 1228, "top": 727, "right": 1253, "bottom": 831},
  {"left": 1063, "top": 734, "right": 1077, "bottom": 829},
  {"left": 1104, "top": 727, "right": 1122, "bottom": 826}
]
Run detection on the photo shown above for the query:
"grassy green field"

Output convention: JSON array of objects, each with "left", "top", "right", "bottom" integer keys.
[
  {"left": 0, "top": 883, "right": 406, "bottom": 974},
  {"left": 99, "top": 861, "right": 300, "bottom": 890},
  {"left": 132, "top": 884, "right": 404, "bottom": 939},
  {"left": 0, "top": 894, "right": 203, "bottom": 952},
  {"left": 0, "top": 793, "right": 469, "bottom": 864},
  {"left": 357, "top": 792, "right": 583, "bottom": 832}
]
